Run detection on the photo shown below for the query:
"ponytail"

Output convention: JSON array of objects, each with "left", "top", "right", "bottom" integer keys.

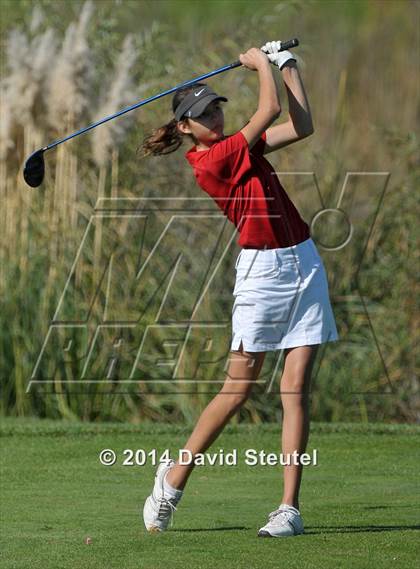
[{"left": 138, "top": 118, "right": 184, "bottom": 157}]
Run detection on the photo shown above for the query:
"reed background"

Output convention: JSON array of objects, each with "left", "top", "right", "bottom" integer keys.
[{"left": 1, "top": 0, "right": 418, "bottom": 423}]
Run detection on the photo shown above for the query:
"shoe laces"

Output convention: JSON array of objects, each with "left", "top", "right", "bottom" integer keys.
[
  {"left": 154, "top": 466, "right": 180, "bottom": 528},
  {"left": 157, "top": 495, "right": 178, "bottom": 527}
]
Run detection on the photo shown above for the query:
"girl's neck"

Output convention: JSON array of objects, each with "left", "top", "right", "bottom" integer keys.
[{"left": 196, "top": 135, "right": 226, "bottom": 152}]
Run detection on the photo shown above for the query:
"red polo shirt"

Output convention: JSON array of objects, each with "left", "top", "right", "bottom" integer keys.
[{"left": 185, "top": 130, "right": 310, "bottom": 249}]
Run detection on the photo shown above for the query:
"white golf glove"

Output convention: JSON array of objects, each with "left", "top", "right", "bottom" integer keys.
[{"left": 260, "top": 40, "right": 296, "bottom": 70}]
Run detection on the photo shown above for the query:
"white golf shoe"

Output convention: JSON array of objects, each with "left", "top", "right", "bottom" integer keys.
[
  {"left": 143, "top": 459, "right": 183, "bottom": 533},
  {"left": 258, "top": 503, "right": 304, "bottom": 537}
]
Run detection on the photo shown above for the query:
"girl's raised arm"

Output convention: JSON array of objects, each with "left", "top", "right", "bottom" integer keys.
[
  {"left": 239, "top": 48, "right": 281, "bottom": 150},
  {"left": 263, "top": 60, "right": 314, "bottom": 154}
]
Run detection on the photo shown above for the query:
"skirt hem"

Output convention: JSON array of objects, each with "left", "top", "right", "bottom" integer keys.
[{"left": 230, "top": 333, "right": 339, "bottom": 352}]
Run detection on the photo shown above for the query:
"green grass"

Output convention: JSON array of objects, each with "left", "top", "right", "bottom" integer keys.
[{"left": 1, "top": 419, "right": 419, "bottom": 568}]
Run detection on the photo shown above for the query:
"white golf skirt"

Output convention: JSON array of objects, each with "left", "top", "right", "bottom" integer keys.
[{"left": 231, "top": 237, "right": 339, "bottom": 352}]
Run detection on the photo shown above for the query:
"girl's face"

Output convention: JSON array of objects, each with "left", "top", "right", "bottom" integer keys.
[{"left": 177, "top": 100, "right": 224, "bottom": 147}]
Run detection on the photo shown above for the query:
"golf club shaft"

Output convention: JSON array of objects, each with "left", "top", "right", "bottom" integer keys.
[{"left": 40, "top": 38, "right": 299, "bottom": 153}]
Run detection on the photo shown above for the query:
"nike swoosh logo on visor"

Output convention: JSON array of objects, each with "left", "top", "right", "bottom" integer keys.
[{"left": 194, "top": 88, "right": 205, "bottom": 96}]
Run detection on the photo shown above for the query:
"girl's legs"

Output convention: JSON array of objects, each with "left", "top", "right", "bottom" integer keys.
[
  {"left": 166, "top": 341, "right": 266, "bottom": 490},
  {"left": 279, "top": 344, "right": 319, "bottom": 510}
]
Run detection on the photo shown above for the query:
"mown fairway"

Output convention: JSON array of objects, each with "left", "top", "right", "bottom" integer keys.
[{"left": 1, "top": 419, "right": 419, "bottom": 568}]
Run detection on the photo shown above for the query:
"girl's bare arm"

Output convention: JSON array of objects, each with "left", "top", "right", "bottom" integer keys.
[
  {"left": 263, "top": 60, "right": 314, "bottom": 154},
  {"left": 239, "top": 48, "right": 281, "bottom": 150}
]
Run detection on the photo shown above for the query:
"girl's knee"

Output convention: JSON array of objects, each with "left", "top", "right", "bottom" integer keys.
[
  {"left": 281, "top": 377, "right": 308, "bottom": 395},
  {"left": 280, "top": 379, "right": 310, "bottom": 406},
  {"left": 218, "top": 388, "right": 249, "bottom": 410}
]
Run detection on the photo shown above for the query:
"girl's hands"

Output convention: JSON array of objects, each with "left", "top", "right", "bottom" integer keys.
[
  {"left": 239, "top": 47, "right": 270, "bottom": 71},
  {"left": 260, "top": 40, "right": 296, "bottom": 70}
]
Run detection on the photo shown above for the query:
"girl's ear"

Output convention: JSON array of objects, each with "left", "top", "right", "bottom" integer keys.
[{"left": 177, "top": 119, "right": 191, "bottom": 135}]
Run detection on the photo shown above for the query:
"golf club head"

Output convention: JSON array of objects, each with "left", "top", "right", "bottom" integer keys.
[{"left": 23, "top": 149, "right": 45, "bottom": 188}]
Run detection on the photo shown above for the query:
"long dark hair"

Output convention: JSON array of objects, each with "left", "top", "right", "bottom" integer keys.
[{"left": 138, "top": 82, "right": 207, "bottom": 157}]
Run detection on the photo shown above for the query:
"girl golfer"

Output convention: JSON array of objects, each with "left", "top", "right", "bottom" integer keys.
[{"left": 141, "top": 41, "right": 339, "bottom": 537}]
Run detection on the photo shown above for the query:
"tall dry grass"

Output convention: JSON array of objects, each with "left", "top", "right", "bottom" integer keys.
[{"left": 0, "top": 0, "right": 418, "bottom": 423}]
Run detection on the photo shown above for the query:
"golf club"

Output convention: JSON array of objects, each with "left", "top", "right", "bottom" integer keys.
[{"left": 23, "top": 38, "right": 299, "bottom": 188}]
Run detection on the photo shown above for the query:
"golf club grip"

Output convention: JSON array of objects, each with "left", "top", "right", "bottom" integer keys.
[
  {"left": 230, "top": 38, "right": 299, "bottom": 69},
  {"left": 278, "top": 38, "right": 299, "bottom": 50}
]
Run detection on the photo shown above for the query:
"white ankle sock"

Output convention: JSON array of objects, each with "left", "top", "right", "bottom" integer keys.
[
  {"left": 280, "top": 503, "right": 300, "bottom": 514},
  {"left": 163, "top": 471, "right": 183, "bottom": 498}
]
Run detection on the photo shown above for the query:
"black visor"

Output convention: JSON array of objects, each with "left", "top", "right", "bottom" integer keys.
[{"left": 174, "top": 85, "right": 228, "bottom": 121}]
